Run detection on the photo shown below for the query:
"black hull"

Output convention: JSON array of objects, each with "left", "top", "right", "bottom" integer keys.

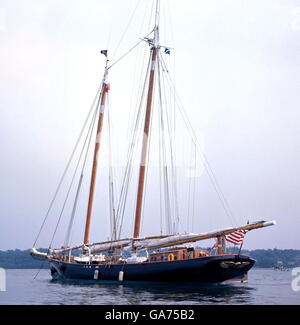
[{"left": 48, "top": 254, "right": 255, "bottom": 283}]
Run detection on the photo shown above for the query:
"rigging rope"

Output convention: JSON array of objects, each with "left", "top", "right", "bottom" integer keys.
[
  {"left": 187, "top": 139, "right": 197, "bottom": 232},
  {"left": 159, "top": 55, "right": 180, "bottom": 233},
  {"left": 157, "top": 56, "right": 172, "bottom": 234},
  {"left": 110, "top": 0, "right": 143, "bottom": 63},
  {"left": 50, "top": 95, "right": 101, "bottom": 250},
  {"left": 140, "top": 52, "right": 157, "bottom": 238},
  {"left": 107, "top": 96, "right": 118, "bottom": 241},
  {"left": 64, "top": 102, "right": 99, "bottom": 248},
  {"left": 159, "top": 53, "right": 238, "bottom": 227},
  {"left": 108, "top": 39, "right": 146, "bottom": 70},
  {"left": 108, "top": 0, "right": 156, "bottom": 71},
  {"left": 115, "top": 53, "right": 152, "bottom": 239},
  {"left": 108, "top": 29, "right": 153, "bottom": 71},
  {"left": 33, "top": 83, "right": 103, "bottom": 248}
]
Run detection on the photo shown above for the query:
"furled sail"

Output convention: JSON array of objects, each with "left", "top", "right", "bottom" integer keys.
[
  {"left": 34, "top": 220, "right": 275, "bottom": 257},
  {"left": 50, "top": 235, "right": 172, "bottom": 254},
  {"left": 90, "top": 239, "right": 132, "bottom": 254},
  {"left": 132, "top": 220, "right": 276, "bottom": 251}
]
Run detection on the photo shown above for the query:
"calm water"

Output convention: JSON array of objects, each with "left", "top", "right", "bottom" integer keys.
[{"left": 0, "top": 268, "right": 299, "bottom": 305}]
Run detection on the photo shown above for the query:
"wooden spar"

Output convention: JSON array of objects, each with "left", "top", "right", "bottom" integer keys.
[
  {"left": 216, "top": 236, "right": 226, "bottom": 255},
  {"left": 133, "top": 47, "right": 157, "bottom": 239},
  {"left": 52, "top": 234, "right": 172, "bottom": 254},
  {"left": 217, "top": 236, "right": 223, "bottom": 255},
  {"left": 52, "top": 220, "right": 275, "bottom": 254},
  {"left": 83, "top": 68, "right": 109, "bottom": 245},
  {"left": 132, "top": 220, "right": 276, "bottom": 251}
]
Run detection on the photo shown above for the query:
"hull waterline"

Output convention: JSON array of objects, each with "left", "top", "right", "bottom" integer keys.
[{"left": 48, "top": 254, "right": 255, "bottom": 283}]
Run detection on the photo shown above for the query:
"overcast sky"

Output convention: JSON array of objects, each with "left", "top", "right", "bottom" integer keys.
[{"left": 0, "top": 0, "right": 300, "bottom": 251}]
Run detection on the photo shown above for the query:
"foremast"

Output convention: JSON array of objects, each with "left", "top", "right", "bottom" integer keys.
[{"left": 83, "top": 60, "right": 109, "bottom": 245}]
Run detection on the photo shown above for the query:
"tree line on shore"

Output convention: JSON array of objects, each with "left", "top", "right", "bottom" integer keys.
[{"left": 0, "top": 248, "right": 299, "bottom": 269}]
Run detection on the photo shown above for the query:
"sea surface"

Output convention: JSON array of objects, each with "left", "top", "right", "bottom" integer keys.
[{"left": 0, "top": 268, "right": 299, "bottom": 305}]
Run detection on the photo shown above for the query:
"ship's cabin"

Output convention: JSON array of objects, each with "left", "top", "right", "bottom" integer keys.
[
  {"left": 51, "top": 247, "right": 210, "bottom": 265},
  {"left": 148, "top": 247, "right": 210, "bottom": 263}
]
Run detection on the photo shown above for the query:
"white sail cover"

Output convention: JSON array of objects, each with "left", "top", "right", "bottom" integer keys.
[
  {"left": 48, "top": 220, "right": 276, "bottom": 254},
  {"left": 91, "top": 239, "right": 132, "bottom": 253},
  {"left": 132, "top": 220, "right": 276, "bottom": 250},
  {"left": 133, "top": 233, "right": 199, "bottom": 250}
]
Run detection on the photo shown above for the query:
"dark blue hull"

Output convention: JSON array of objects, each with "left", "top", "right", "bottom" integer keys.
[{"left": 48, "top": 254, "right": 255, "bottom": 283}]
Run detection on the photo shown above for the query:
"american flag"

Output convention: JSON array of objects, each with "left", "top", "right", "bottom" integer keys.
[{"left": 226, "top": 229, "right": 248, "bottom": 245}]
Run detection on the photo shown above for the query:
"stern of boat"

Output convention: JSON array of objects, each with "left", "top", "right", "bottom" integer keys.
[{"left": 202, "top": 254, "right": 255, "bottom": 282}]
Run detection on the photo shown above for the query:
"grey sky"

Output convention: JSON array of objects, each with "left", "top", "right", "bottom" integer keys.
[{"left": 0, "top": 0, "right": 300, "bottom": 250}]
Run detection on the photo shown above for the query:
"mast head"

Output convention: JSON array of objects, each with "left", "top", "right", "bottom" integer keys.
[{"left": 153, "top": 25, "right": 159, "bottom": 48}]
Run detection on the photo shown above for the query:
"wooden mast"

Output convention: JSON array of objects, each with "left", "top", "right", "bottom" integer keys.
[
  {"left": 133, "top": 3, "right": 160, "bottom": 239},
  {"left": 217, "top": 236, "right": 226, "bottom": 255},
  {"left": 133, "top": 47, "right": 157, "bottom": 239},
  {"left": 83, "top": 63, "right": 109, "bottom": 245}
]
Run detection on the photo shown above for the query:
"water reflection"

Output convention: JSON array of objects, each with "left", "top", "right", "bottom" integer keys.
[
  {"left": 120, "top": 282, "right": 256, "bottom": 305},
  {"left": 1, "top": 269, "right": 295, "bottom": 305},
  {"left": 45, "top": 279, "right": 256, "bottom": 305}
]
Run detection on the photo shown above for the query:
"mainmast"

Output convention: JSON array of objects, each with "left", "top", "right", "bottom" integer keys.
[
  {"left": 133, "top": 1, "right": 160, "bottom": 239},
  {"left": 83, "top": 61, "right": 109, "bottom": 245}
]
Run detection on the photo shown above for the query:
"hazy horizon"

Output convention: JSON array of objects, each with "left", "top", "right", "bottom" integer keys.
[{"left": 1, "top": 0, "right": 300, "bottom": 251}]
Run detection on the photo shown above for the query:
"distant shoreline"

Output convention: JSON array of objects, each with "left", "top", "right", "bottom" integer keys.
[{"left": 1, "top": 248, "right": 299, "bottom": 269}]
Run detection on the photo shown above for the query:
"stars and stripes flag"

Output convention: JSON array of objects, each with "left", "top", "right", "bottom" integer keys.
[{"left": 226, "top": 229, "right": 248, "bottom": 245}]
